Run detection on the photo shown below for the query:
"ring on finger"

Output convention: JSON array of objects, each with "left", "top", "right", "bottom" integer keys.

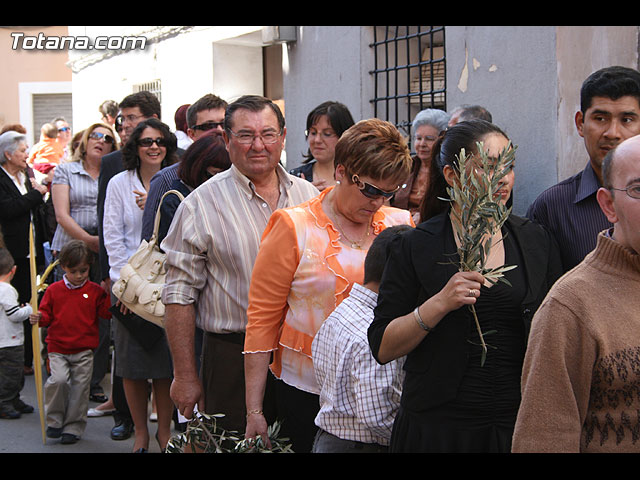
[{"left": 467, "top": 289, "right": 476, "bottom": 297}]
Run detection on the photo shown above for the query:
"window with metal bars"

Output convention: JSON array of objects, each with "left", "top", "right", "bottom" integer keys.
[
  {"left": 370, "top": 26, "right": 446, "bottom": 148},
  {"left": 133, "top": 79, "right": 162, "bottom": 105}
]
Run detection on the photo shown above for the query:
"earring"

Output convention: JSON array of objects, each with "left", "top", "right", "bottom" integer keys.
[{"left": 336, "top": 180, "right": 341, "bottom": 185}]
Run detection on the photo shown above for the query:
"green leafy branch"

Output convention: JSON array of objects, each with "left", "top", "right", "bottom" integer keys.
[
  {"left": 440, "top": 140, "right": 517, "bottom": 366},
  {"left": 164, "top": 413, "right": 294, "bottom": 453}
]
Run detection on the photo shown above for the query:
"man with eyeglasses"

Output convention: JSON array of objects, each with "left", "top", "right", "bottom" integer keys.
[
  {"left": 526, "top": 66, "right": 640, "bottom": 273},
  {"left": 140, "top": 94, "right": 227, "bottom": 241},
  {"left": 96, "top": 91, "right": 161, "bottom": 442},
  {"left": 513, "top": 134, "right": 640, "bottom": 453},
  {"left": 161, "top": 95, "right": 319, "bottom": 433}
]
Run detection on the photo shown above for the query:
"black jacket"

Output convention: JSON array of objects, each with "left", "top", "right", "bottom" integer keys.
[
  {"left": 368, "top": 211, "right": 562, "bottom": 412},
  {"left": 0, "top": 166, "right": 45, "bottom": 263}
]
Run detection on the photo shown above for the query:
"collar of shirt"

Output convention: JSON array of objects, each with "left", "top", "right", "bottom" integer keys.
[
  {"left": 66, "top": 159, "right": 93, "bottom": 177},
  {"left": 0, "top": 164, "right": 26, "bottom": 192},
  {"left": 62, "top": 274, "right": 87, "bottom": 290},
  {"left": 574, "top": 162, "right": 602, "bottom": 204},
  {"left": 230, "top": 163, "right": 293, "bottom": 201},
  {"left": 347, "top": 283, "right": 378, "bottom": 314}
]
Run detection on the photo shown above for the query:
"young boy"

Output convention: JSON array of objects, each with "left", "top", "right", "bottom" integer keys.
[
  {"left": 0, "top": 248, "right": 34, "bottom": 419},
  {"left": 30, "top": 240, "right": 111, "bottom": 444}
]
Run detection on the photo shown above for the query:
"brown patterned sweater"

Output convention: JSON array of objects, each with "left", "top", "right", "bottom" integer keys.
[{"left": 512, "top": 232, "right": 640, "bottom": 453}]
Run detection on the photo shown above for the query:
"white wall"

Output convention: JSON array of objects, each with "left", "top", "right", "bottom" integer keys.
[{"left": 69, "top": 26, "right": 265, "bottom": 133}]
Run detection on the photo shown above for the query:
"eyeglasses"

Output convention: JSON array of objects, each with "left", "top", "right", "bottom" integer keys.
[
  {"left": 352, "top": 174, "right": 400, "bottom": 199},
  {"left": 137, "top": 137, "right": 167, "bottom": 148},
  {"left": 122, "top": 113, "right": 146, "bottom": 124},
  {"left": 228, "top": 129, "right": 281, "bottom": 145},
  {"left": 89, "top": 131, "right": 115, "bottom": 144},
  {"left": 192, "top": 121, "right": 224, "bottom": 132},
  {"left": 609, "top": 184, "right": 640, "bottom": 199},
  {"left": 305, "top": 129, "right": 337, "bottom": 139},
  {"left": 58, "top": 126, "right": 70, "bottom": 133}
]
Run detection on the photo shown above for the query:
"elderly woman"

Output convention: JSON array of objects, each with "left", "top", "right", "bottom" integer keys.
[
  {"left": 391, "top": 108, "right": 450, "bottom": 223},
  {"left": 0, "top": 131, "right": 48, "bottom": 376},
  {"left": 103, "top": 118, "right": 178, "bottom": 453},
  {"left": 368, "top": 119, "right": 563, "bottom": 453},
  {"left": 289, "top": 101, "right": 355, "bottom": 191},
  {"left": 244, "top": 118, "right": 414, "bottom": 452}
]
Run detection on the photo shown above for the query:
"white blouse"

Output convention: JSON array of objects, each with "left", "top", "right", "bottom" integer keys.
[{"left": 103, "top": 169, "right": 145, "bottom": 283}]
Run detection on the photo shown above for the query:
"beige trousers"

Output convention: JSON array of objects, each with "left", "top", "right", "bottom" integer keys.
[{"left": 45, "top": 350, "right": 93, "bottom": 437}]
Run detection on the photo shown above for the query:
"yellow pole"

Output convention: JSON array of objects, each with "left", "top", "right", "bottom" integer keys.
[{"left": 29, "top": 223, "right": 45, "bottom": 444}]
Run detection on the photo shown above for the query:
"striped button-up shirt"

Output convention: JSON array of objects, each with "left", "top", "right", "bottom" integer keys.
[
  {"left": 526, "top": 162, "right": 611, "bottom": 273},
  {"left": 161, "top": 164, "right": 318, "bottom": 334},
  {"left": 312, "top": 283, "right": 405, "bottom": 446},
  {"left": 51, "top": 160, "right": 99, "bottom": 251}
]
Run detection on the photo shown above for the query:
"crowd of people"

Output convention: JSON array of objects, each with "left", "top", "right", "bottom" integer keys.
[{"left": 0, "top": 64, "right": 639, "bottom": 454}]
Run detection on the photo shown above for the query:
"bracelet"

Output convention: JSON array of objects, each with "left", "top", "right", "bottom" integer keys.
[
  {"left": 246, "top": 409, "right": 263, "bottom": 419},
  {"left": 413, "top": 306, "right": 434, "bottom": 333}
]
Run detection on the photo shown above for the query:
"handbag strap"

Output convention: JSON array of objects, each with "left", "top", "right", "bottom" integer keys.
[{"left": 151, "top": 189, "right": 185, "bottom": 241}]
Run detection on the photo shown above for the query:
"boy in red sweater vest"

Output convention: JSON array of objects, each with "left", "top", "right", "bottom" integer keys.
[{"left": 30, "top": 240, "right": 111, "bottom": 444}]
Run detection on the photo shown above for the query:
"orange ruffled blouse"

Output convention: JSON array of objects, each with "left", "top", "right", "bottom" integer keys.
[{"left": 244, "top": 187, "right": 414, "bottom": 394}]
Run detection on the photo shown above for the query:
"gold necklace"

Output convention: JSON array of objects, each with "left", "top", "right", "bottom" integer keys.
[{"left": 328, "top": 200, "right": 370, "bottom": 249}]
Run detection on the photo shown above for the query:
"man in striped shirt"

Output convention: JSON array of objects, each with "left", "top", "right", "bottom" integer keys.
[
  {"left": 311, "top": 225, "right": 411, "bottom": 452},
  {"left": 527, "top": 66, "right": 640, "bottom": 273},
  {"left": 161, "top": 95, "right": 318, "bottom": 433}
]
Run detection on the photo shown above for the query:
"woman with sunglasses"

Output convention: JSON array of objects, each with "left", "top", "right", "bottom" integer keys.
[
  {"left": 367, "top": 119, "right": 562, "bottom": 453},
  {"left": 103, "top": 118, "right": 178, "bottom": 453},
  {"left": 243, "top": 118, "right": 413, "bottom": 452},
  {"left": 51, "top": 123, "right": 119, "bottom": 267}
]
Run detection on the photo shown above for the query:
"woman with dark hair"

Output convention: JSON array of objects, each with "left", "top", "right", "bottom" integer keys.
[
  {"left": 368, "top": 119, "right": 562, "bottom": 453},
  {"left": 103, "top": 118, "right": 177, "bottom": 453},
  {"left": 289, "top": 101, "right": 355, "bottom": 191},
  {"left": 157, "top": 130, "right": 230, "bottom": 244}
]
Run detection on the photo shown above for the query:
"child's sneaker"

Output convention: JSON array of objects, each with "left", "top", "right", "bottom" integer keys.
[
  {"left": 0, "top": 404, "right": 21, "bottom": 419},
  {"left": 46, "top": 426, "right": 63, "bottom": 438},
  {"left": 60, "top": 433, "right": 79, "bottom": 444},
  {"left": 13, "top": 398, "right": 34, "bottom": 414}
]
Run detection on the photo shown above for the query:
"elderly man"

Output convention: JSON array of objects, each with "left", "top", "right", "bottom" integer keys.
[
  {"left": 512, "top": 134, "right": 640, "bottom": 453},
  {"left": 161, "top": 95, "right": 318, "bottom": 432},
  {"left": 527, "top": 66, "right": 640, "bottom": 272}
]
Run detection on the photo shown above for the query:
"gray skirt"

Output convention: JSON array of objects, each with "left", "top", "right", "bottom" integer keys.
[{"left": 112, "top": 315, "right": 173, "bottom": 380}]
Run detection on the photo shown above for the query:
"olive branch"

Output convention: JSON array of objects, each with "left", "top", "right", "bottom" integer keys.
[
  {"left": 164, "top": 412, "right": 294, "bottom": 453},
  {"left": 440, "top": 141, "right": 517, "bottom": 366}
]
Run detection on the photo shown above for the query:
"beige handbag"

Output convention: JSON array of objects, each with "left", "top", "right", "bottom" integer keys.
[{"left": 112, "top": 189, "right": 184, "bottom": 327}]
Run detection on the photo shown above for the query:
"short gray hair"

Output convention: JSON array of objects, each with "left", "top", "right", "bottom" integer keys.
[
  {"left": 0, "top": 131, "right": 27, "bottom": 165},
  {"left": 412, "top": 108, "right": 450, "bottom": 138}
]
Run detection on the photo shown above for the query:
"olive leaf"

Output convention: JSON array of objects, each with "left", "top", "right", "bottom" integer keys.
[{"left": 444, "top": 141, "right": 517, "bottom": 366}]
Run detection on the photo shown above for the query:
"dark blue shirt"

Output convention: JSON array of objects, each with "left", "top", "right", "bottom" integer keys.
[{"left": 526, "top": 162, "right": 612, "bottom": 273}]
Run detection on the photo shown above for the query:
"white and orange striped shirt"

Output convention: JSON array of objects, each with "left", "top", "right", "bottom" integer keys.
[{"left": 161, "top": 164, "right": 318, "bottom": 334}]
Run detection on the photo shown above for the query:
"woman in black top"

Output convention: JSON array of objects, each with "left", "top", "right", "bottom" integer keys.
[{"left": 368, "top": 120, "right": 562, "bottom": 453}]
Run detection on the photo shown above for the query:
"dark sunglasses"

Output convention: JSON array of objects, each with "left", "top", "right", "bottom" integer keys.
[
  {"left": 192, "top": 121, "right": 224, "bottom": 132},
  {"left": 58, "top": 126, "right": 70, "bottom": 133},
  {"left": 89, "top": 131, "right": 115, "bottom": 144},
  {"left": 352, "top": 174, "right": 400, "bottom": 199},
  {"left": 138, "top": 137, "right": 167, "bottom": 148}
]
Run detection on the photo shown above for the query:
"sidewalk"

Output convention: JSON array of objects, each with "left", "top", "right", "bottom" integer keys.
[{"left": 0, "top": 370, "right": 170, "bottom": 453}]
